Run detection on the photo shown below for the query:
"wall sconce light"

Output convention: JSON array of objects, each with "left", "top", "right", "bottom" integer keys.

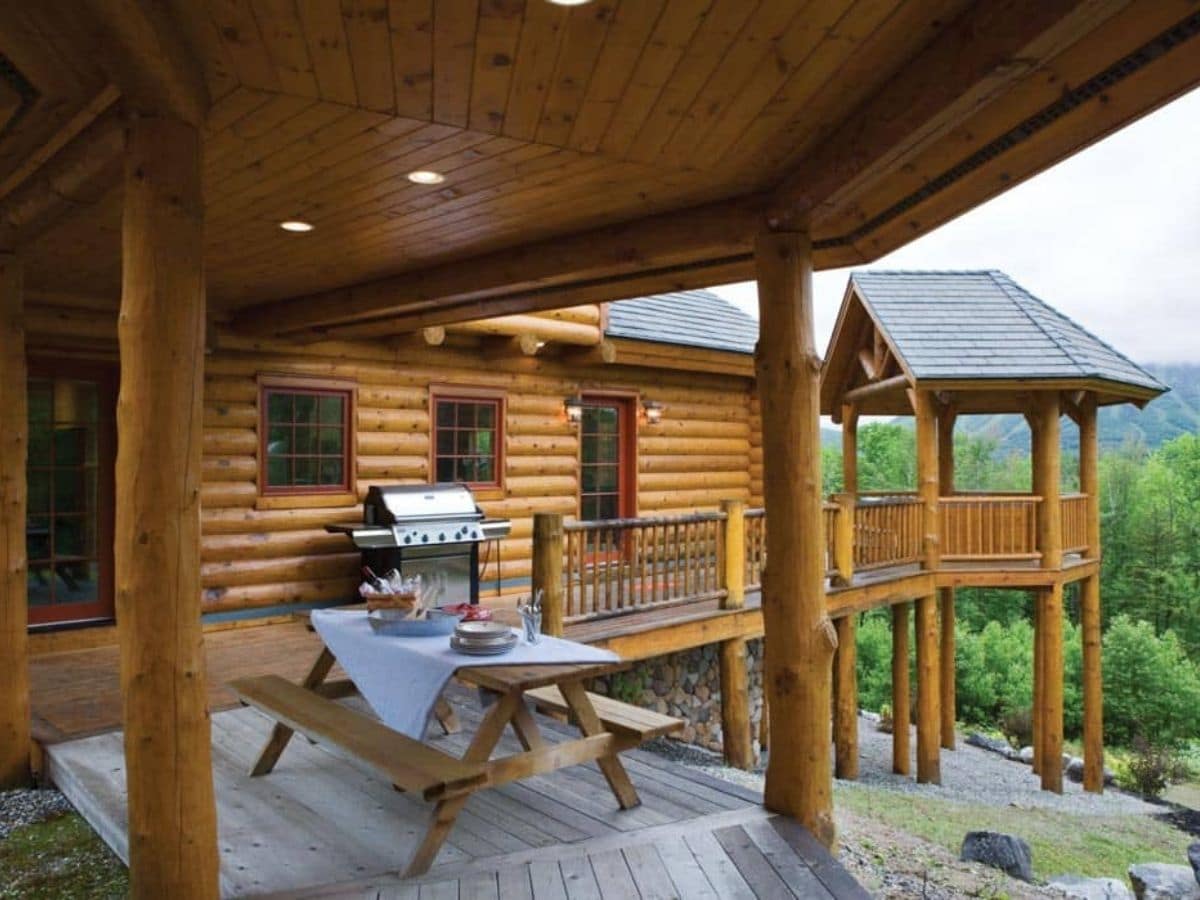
[
  {"left": 642, "top": 399, "right": 665, "bottom": 425},
  {"left": 564, "top": 396, "right": 583, "bottom": 424}
]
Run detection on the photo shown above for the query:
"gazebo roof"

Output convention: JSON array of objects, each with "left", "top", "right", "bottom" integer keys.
[{"left": 822, "top": 270, "right": 1168, "bottom": 416}]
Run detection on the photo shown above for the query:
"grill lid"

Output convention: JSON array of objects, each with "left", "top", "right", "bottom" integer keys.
[{"left": 365, "top": 483, "right": 482, "bottom": 525}]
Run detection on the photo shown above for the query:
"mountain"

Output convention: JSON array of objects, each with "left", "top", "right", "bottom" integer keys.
[{"left": 955, "top": 363, "right": 1200, "bottom": 454}]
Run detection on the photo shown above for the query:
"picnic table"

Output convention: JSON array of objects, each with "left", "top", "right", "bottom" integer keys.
[{"left": 229, "top": 612, "right": 682, "bottom": 877}]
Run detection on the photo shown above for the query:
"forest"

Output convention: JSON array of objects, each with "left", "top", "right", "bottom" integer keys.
[{"left": 825, "top": 416, "right": 1200, "bottom": 761}]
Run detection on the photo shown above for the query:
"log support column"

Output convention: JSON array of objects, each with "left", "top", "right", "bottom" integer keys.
[
  {"left": 938, "top": 405, "right": 957, "bottom": 750},
  {"left": 0, "top": 253, "right": 31, "bottom": 789},
  {"left": 117, "top": 114, "right": 218, "bottom": 897},
  {"left": 912, "top": 390, "right": 941, "bottom": 784},
  {"left": 755, "top": 229, "right": 835, "bottom": 848},
  {"left": 891, "top": 602, "right": 910, "bottom": 776},
  {"left": 533, "top": 513, "right": 565, "bottom": 637},
  {"left": 833, "top": 615, "right": 858, "bottom": 779},
  {"left": 1078, "top": 393, "right": 1104, "bottom": 792},
  {"left": 719, "top": 500, "right": 753, "bottom": 769},
  {"left": 1033, "top": 393, "right": 1064, "bottom": 794}
]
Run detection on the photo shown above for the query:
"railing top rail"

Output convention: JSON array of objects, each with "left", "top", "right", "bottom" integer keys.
[
  {"left": 746, "top": 508, "right": 765, "bottom": 518},
  {"left": 563, "top": 511, "right": 727, "bottom": 532},
  {"left": 940, "top": 494, "right": 1043, "bottom": 503},
  {"left": 855, "top": 494, "right": 923, "bottom": 505},
  {"left": 1060, "top": 492, "right": 1087, "bottom": 500},
  {"left": 855, "top": 490, "right": 918, "bottom": 496}
]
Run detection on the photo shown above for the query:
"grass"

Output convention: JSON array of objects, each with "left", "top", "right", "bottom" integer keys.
[
  {"left": 0, "top": 813, "right": 127, "bottom": 899},
  {"left": 834, "top": 782, "right": 1192, "bottom": 882}
]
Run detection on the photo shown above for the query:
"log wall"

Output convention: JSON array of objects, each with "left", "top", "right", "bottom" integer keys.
[{"left": 25, "top": 301, "right": 755, "bottom": 617}]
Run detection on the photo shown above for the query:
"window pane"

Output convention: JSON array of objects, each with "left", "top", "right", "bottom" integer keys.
[
  {"left": 318, "top": 459, "right": 343, "bottom": 486},
  {"left": 27, "top": 422, "right": 51, "bottom": 464},
  {"left": 436, "top": 402, "right": 455, "bottom": 427},
  {"left": 318, "top": 427, "right": 343, "bottom": 454},
  {"left": 476, "top": 459, "right": 494, "bottom": 483},
  {"left": 294, "top": 394, "right": 318, "bottom": 424},
  {"left": 456, "top": 457, "right": 477, "bottom": 483},
  {"left": 267, "top": 392, "right": 293, "bottom": 423},
  {"left": 436, "top": 429, "right": 454, "bottom": 455},
  {"left": 473, "top": 430, "right": 493, "bottom": 454},
  {"left": 267, "top": 457, "right": 290, "bottom": 487},
  {"left": 318, "top": 395, "right": 344, "bottom": 425},
  {"left": 294, "top": 458, "right": 318, "bottom": 485},
  {"left": 455, "top": 430, "right": 473, "bottom": 454},
  {"left": 27, "top": 516, "right": 51, "bottom": 563},
  {"left": 596, "top": 495, "right": 619, "bottom": 520},
  {"left": 54, "top": 469, "right": 83, "bottom": 513},
  {"left": 294, "top": 426, "right": 319, "bottom": 454},
  {"left": 436, "top": 458, "right": 456, "bottom": 483},
  {"left": 28, "top": 470, "right": 51, "bottom": 514},
  {"left": 581, "top": 466, "right": 597, "bottom": 492},
  {"left": 54, "top": 427, "right": 86, "bottom": 465},
  {"left": 596, "top": 465, "right": 617, "bottom": 492},
  {"left": 29, "top": 382, "right": 53, "bottom": 422},
  {"left": 267, "top": 425, "right": 292, "bottom": 455},
  {"left": 477, "top": 404, "right": 495, "bottom": 428},
  {"left": 457, "top": 404, "right": 476, "bottom": 429},
  {"left": 55, "top": 516, "right": 84, "bottom": 556},
  {"left": 581, "top": 496, "right": 597, "bottom": 521}
]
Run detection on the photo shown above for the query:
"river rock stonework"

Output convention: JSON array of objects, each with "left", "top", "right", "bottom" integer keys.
[{"left": 588, "top": 639, "right": 765, "bottom": 760}]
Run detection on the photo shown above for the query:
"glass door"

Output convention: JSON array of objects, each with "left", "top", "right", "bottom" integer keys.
[
  {"left": 579, "top": 396, "right": 635, "bottom": 523},
  {"left": 26, "top": 370, "right": 116, "bottom": 626}
]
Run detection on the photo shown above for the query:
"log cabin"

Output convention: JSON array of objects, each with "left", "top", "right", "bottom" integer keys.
[{"left": 2, "top": 1, "right": 1199, "bottom": 895}]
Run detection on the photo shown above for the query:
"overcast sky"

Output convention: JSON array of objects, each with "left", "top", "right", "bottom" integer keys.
[{"left": 711, "top": 87, "right": 1200, "bottom": 365}]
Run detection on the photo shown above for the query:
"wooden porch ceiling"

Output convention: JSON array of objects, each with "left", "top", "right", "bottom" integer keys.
[{"left": 1, "top": 1, "right": 1199, "bottom": 334}]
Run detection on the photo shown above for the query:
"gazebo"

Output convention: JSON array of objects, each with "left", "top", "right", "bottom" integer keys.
[{"left": 1, "top": 3, "right": 1198, "bottom": 896}]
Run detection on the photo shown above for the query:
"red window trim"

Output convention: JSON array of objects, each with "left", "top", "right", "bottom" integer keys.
[
  {"left": 257, "top": 375, "right": 357, "bottom": 497},
  {"left": 429, "top": 386, "right": 506, "bottom": 493}
]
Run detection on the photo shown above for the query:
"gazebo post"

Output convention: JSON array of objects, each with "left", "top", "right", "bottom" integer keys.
[
  {"left": 0, "top": 252, "right": 31, "bottom": 789},
  {"left": 1027, "top": 411, "right": 1044, "bottom": 776},
  {"left": 1033, "top": 393, "right": 1064, "bottom": 793},
  {"left": 937, "top": 405, "right": 957, "bottom": 750},
  {"left": 1078, "top": 392, "right": 1104, "bottom": 792},
  {"left": 116, "top": 112, "right": 218, "bottom": 897},
  {"left": 754, "top": 228, "right": 835, "bottom": 848},
  {"left": 891, "top": 602, "right": 910, "bottom": 775},
  {"left": 912, "top": 390, "right": 941, "bottom": 784},
  {"left": 833, "top": 402, "right": 859, "bottom": 780}
]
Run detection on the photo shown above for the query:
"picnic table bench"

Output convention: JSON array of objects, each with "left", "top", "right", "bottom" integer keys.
[{"left": 231, "top": 635, "right": 683, "bottom": 877}]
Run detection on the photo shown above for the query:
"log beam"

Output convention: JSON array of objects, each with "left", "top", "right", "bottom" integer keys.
[
  {"left": 892, "top": 602, "right": 910, "bottom": 776},
  {"left": 0, "top": 253, "right": 31, "bottom": 788},
  {"left": 754, "top": 229, "right": 835, "bottom": 847},
  {"left": 834, "top": 615, "right": 859, "bottom": 780},
  {"left": 1078, "top": 392, "right": 1103, "bottom": 792},
  {"left": 116, "top": 114, "right": 218, "bottom": 898}
]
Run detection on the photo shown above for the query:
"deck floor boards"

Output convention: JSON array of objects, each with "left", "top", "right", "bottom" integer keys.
[{"left": 45, "top": 687, "right": 865, "bottom": 898}]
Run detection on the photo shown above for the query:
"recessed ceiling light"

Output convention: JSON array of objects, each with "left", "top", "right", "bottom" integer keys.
[
  {"left": 547, "top": 0, "right": 593, "bottom": 5},
  {"left": 407, "top": 170, "right": 445, "bottom": 185},
  {"left": 280, "top": 220, "right": 314, "bottom": 233}
]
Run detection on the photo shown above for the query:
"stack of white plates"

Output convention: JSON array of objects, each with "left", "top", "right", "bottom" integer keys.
[{"left": 450, "top": 620, "right": 518, "bottom": 656}]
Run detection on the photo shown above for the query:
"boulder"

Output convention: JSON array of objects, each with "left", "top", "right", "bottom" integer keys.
[
  {"left": 1048, "top": 875, "right": 1134, "bottom": 899},
  {"left": 1188, "top": 844, "right": 1200, "bottom": 886},
  {"left": 1066, "top": 757, "right": 1086, "bottom": 782},
  {"left": 1128, "top": 863, "right": 1200, "bottom": 899},
  {"left": 966, "top": 733, "right": 1012, "bottom": 755},
  {"left": 960, "top": 831, "right": 1034, "bottom": 882},
  {"left": 1018, "top": 745, "right": 1035, "bottom": 765}
]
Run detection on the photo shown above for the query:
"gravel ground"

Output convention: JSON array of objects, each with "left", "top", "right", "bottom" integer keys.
[{"left": 0, "top": 788, "right": 72, "bottom": 839}]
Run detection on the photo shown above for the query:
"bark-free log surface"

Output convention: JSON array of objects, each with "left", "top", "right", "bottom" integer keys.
[
  {"left": 892, "top": 603, "right": 910, "bottom": 776},
  {"left": 0, "top": 253, "right": 30, "bottom": 788},
  {"left": 834, "top": 615, "right": 858, "bottom": 780},
  {"left": 116, "top": 115, "right": 218, "bottom": 898},
  {"left": 719, "top": 637, "right": 753, "bottom": 770},
  {"left": 937, "top": 408, "right": 957, "bottom": 750},
  {"left": 1079, "top": 393, "right": 1103, "bottom": 792},
  {"left": 915, "top": 594, "right": 941, "bottom": 784},
  {"left": 1034, "top": 394, "right": 1063, "bottom": 793},
  {"left": 754, "top": 230, "right": 835, "bottom": 848}
]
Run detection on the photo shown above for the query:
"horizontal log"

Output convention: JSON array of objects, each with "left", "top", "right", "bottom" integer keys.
[
  {"left": 203, "top": 403, "right": 258, "bottom": 429},
  {"left": 201, "top": 528, "right": 350, "bottom": 562},
  {"left": 505, "top": 474, "right": 577, "bottom": 498},
  {"left": 202, "top": 377, "right": 257, "bottom": 404},
  {"left": 355, "top": 385, "right": 426, "bottom": 410},
  {"left": 531, "top": 305, "right": 601, "bottom": 326},
  {"left": 203, "top": 428, "right": 256, "bottom": 456},
  {"left": 202, "top": 456, "right": 257, "bottom": 483},
  {"left": 506, "top": 434, "right": 578, "bottom": 457},
  {"left": 25, "top": 305, "right": 117, "bottom": 341},
  {"left": 477, "top": 496, "right": 576, "bottom": 520},
  {"left": 506, "top": 455, "right": 576, "bottom": 478},
  {"left": 448, "top": 315, "right": 602, "bottom": 347},
  {"left": 641, "top": 419, "right": 750, "bottom": 439},
  {"left": 640, "top": 436, "right": 749, "bottom": 455},
  {"left": 201, "top": 505, "right": 360, "bottom": 535},
  {"left": 507, "top": 413, "right": 574, "bottom": 437},
  {"left": 356, "top": 455, "right": 428, "bottom": 480},
  {"left": 357, "top": 431, "right": 429, "bottom": 455},
  {"left": 357, "top": 407, "right": 428, "bottom": 433},
  {"left": 639, "top": 471, "right": 750, "bottom": 492},
  {"left": 200, "top": 482, "right": 258, "bottom": 509},
  {"left": 640, "top": 488, "right": 750, "bottom": 512},
  {"left": 506, "top": 394, "right": 571, "bottom": 416},
  {"left": 639, "top": 454, "right": 748, "bottom": 473},
  {"left": 202, "top": 577, "right": 358, "bottom": 613},
  {"left": 201, "top": 553, "right": 359, "bottom": 589}
]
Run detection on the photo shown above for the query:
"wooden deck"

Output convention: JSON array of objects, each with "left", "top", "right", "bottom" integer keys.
[{"left": 45, "top": 688, "right": 865, "bottom": 899}]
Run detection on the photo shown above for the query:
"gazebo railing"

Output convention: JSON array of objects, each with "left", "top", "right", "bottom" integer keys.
[{"left": 940, "top": 495, "right": 1042, "bottom": 561}]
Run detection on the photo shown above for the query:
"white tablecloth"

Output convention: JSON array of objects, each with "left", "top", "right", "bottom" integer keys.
[{"left": 310, "top": 609, "right": 619, "bottom": 739}]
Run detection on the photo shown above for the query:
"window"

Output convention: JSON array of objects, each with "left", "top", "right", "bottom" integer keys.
[
  {"left": 432, "top": 392, "right": 503, "bottom": 487},
  {"left": 259, "top": 380, "right": 353, "bottom": 495},
  {"left": 579, "top": 395, "right": 636, "bottom": 521}
]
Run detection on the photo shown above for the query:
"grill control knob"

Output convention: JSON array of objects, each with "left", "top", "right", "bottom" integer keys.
[
  {"left": 403, "top": 535, "right": 411, "bottom": 544},
  {"left": 421, "top": 534, "right": 429, "bottom": 543},
  {"left": 438, "top": 533, "right": 446, "bottom": 542}
]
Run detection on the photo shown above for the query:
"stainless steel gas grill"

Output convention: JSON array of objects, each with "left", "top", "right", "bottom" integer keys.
[{"left": 327, "top": 484, "right": 511, "bottom": 605}]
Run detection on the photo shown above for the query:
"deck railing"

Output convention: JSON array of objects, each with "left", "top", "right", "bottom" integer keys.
[
  {"left": 853, "top": 494, "right": 923, "bottom": 571},
  {"left": 745, "top": 507, "right": 766, "bottom": 591},
  {"left": 1061, "top": 493, "right": 1088, "bottom": 554},
  {"left": 940, "top": 495, "right": 1042, "bottom": 561},
  {"left": 560, "top": 512, "right": 726, "bottom": 624}
]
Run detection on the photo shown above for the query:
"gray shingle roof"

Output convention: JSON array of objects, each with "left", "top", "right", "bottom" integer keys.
[
  {"left": 849, "top": 270, "right": 1167, "bottom": 394},
  {"left": 605, "top": 290, "right": 757, "bottom": 355}
]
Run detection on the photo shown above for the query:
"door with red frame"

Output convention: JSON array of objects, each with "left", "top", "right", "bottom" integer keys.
[
  {"left": 26, "top": 367, "right": 117, "bottom": 627},
  {"left": 579, "top": 396, "right": 636, "bottom": 541}
]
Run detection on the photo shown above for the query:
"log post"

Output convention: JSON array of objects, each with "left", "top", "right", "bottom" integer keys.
[
  {"left": 1078, "top": 393, "right": 1104, "bottom": 792},
  {"left": 892, "top": 602, "right": 911, "bottom": 776},
  {"left": 913, "top": 390, "right": 940, "bottom": 570},
  {"left": 1034, "top": 393, "right": 1064, "bottom": 793},
  {"left": 0, "top": 253, "right": 31, "bottom": 789},
  {"left": 915, "top": 594, "right": 941, "bottom": 784},
  {"left": 832, "top": 493, "right": 855, "bottom": 586},
  {"left": 1027, "top": 411, "right": 1043, "bottom": 775},
  {"left": 833, "top": 615, "right": 858, "bottom": 780},
  {"left": 938, "top": 406, "right": 957, "bottom": 750},
  {"left": 116, "top": 114, "right": 218, "bottom": 898},
  {"left": 754, "top": 229, "right": 836, "bottom": 847},
  {"left": 533, "top": 513, "right": 565, "bottom": 637},
  {"left": 842, "top": 402, "right": 858, "bottom": 494},
  {"left": 718, "top": 499, "right": 753, "bottom": 768}
]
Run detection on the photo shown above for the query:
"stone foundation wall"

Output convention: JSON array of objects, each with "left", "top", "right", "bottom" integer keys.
[{"left": 588, "top": 638, "right": 766, "bottom": 762}]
